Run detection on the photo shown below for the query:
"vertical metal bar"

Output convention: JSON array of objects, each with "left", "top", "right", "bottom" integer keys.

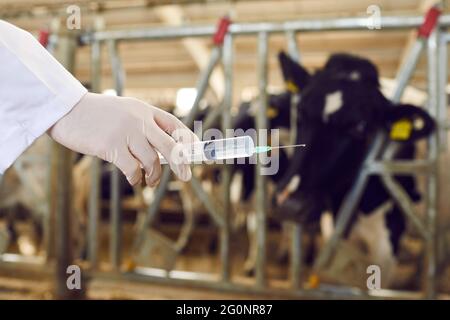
[
  {"left": 50, "top": 32, "right": 80, "bottom": 299},
  {"left": 87, "top": 39, "right": 101, "bottom": 268},
  {"left": 392, "top": 39, "right": 425, "bottom": 102},
  {"left": 290, "top": 224, "right": 302, "bottom": 289},
  {"left": 44, "top": 146, "right": 53, "bottom": 260},
  {"left": 425, "top": 29, "right": 439, "bottom": 299},
  {"left": 285, "top": 30, "right": 300, "bottom": 147},
  {"left": 110, "top": 166, "right": 122, "bottom": 271},
  {"left": 438, "top": 34, "right": 448, "bottom": 151},
  {"left": 255, "top": 31, "right": 268, "bottom": 288},
  {"left": 285, "top": 30, "right": 302, "bottom": 289},
  {"left": 185, "top": 47, "right": 222, "bottom": 126},
  {"left": 45, "top": 18, "right": 61, "bottom": 262},
  {"left": 52, "top": 143, "right": 75, "bottom": 299},
  {"left": 220, "top": 33, "right": 233, "bottom": 282},
  {"left": 133, "top": 168, "right": 170, "bottom": 250},
  {"left": 288, "top": 96, "right": 299, "bottom": 151},
  {"left": 203, "top": 101, "right": 224, "bottom": 130},
  {"left": 108, "top": 40, "right": 126, "bottom": 96},
  {"left": 285, "top": 30, "right": 300, "bottom": 61},
  {"left": 107, "top": 40, "right": 125, "bottom": 271}
]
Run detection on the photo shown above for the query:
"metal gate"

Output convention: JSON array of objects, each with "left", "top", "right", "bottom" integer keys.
[{"left": 1, "top": 8, "right": 450, "bottom": 299}]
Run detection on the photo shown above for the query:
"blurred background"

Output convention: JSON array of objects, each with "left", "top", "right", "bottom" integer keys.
[{"left": 1, "top": 0, "right": 450, "bottom": 299}]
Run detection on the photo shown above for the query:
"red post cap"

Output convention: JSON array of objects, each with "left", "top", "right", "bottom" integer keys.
[{"left": 213, "top": 16, "right": 231, "bottom": 46}]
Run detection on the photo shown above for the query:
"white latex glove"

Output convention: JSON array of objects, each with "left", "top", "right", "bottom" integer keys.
[{"left": 48, "top": 92, "right": 198, "bottom": 186}]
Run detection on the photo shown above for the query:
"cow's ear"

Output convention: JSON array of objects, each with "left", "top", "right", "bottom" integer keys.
[
  {"left": 385, "top": 104, "right": 435, "bottom": 142},
  {"left": 266, "top": 92, "right": 291, "bottom": 119},
  {"left": 278, "top": 51, "right": 310, "bottom": 93}
]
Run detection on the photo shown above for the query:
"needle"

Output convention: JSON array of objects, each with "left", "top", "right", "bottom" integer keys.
[
  {"left": 254, "top": 144, "right": 306, "bottom": 154},
  {"left": 270, "top": 144, "right": 306, "bottom": 150}
]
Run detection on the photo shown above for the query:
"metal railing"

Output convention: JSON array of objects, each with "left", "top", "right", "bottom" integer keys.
[{"left": 1, "top": 11, "right": 450, "bottom": 299}]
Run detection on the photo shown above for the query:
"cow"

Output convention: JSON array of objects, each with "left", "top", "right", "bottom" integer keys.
[{"left": 273, "top": 51, "right": 435, "bottom": 286}]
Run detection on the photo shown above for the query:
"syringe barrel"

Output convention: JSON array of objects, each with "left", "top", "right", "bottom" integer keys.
[
  {"left": 201, "top": 135, "right": 255, "bottom": 161},
  {"left": 158, "top": 135, "right": 255, "bottom": 164}
]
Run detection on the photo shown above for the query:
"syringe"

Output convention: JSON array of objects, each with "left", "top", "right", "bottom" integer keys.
[{"left": 158, "top": 135, "right": 305, "bottom": 164}]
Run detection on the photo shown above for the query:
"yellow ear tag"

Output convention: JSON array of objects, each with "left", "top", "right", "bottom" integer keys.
[
  {"left": 286, "top": 79, "right": 299, "bottom": 93},
  {"left": 267, "top": 107, "right": 279, "bottom": 119},
  {"left": 307, "top": 274, "right": 320, "bottom": 289},
  {"left": 390, "top": 119, "right": 412, "bottom": 140}
]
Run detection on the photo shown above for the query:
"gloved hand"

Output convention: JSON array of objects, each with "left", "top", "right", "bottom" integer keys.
[{"left": 48, "top": 92, "right": 198, "bottom": 186}]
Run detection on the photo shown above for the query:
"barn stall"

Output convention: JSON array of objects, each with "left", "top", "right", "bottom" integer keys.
[{"left": 0, "top": 0, "right": 450, "bottom": 300}]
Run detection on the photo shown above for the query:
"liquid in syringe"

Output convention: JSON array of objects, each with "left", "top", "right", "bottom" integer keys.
[{"left": 158, "top": 135, "right": 305, "bottom": 164}]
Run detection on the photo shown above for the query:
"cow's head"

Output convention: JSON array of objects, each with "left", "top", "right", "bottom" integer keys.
[{"left": 274, "top": 52, "right": 435, "bottom": 223}]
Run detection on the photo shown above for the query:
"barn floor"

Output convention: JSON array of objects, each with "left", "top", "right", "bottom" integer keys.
[
  {"left": 0, "top": 275, "right": 289, "bottom": 300},
  {"left": 0, "top": 219, "right": 296, "bottom": 299},
  {"left": 1, "top": 219, "right": 450, "bottom": 299}
]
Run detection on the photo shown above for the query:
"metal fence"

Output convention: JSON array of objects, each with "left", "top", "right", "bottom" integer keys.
[{"left": 1, "top": 11, "right": 450, "bottom": 299}]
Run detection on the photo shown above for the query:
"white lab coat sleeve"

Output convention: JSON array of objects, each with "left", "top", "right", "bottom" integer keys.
[{"left": 0, "top": 20, "right": 87, "bottom": 174}]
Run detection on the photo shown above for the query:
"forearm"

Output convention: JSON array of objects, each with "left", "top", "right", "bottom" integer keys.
[{"left": 0, "top": 20, "right": 86, "bottom": 173}]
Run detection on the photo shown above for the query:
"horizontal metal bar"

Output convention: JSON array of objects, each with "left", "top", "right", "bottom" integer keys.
[
  {"left": 81, "top": 25, "right": 216, "bottom": 43},
  {"left": 87, "top": 268, "right": 450, "bottom": 300},
  {"left": 0, "top": 256, "right": 53, "bottom": 280},
  {"left": 80, "top": 14, "right": 450, "bottom": 44},
  {"left": 90, "top": 269, "right": 367, "bottom": 299},
  {"left": 367, "top": 160, "right": 433, "bottom": 175},
  {"left": 231, "top": 15, "right": 450, "bottom": 34},
  {"left": 1, "top": 259, "right": 449, "bottom": 299},
  {"left": 0, "top": 254, "right": 45, "bottom": 265}
]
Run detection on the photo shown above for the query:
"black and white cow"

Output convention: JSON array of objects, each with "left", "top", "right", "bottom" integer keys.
[{"left": 274, "top": 52, "right": 435, "bottom": 264}]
